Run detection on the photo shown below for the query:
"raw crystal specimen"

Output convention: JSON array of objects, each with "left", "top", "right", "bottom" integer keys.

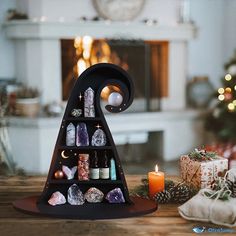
[
  {"left": 71, "top": 108, "right": 82, "bottom": 117},
  {"left": 106, "top": 188, "right": 125, "bottom": 203},
  {"left": 78, "top": 154, "right": 89, "bottom": 180},
  {"left": 67, "top": 184, "right": 85, "bottom": 205},
  {"left": 84, "top": 187, "right": 104, "bottom": 203},
  {"left": 66, "top": 123, "right": 75, "bottom": 146},
  {"left": 110, "top": 158, "right": 117, "bottom": 180},
  {"left": 48, "top": 191, "right": 66, "bottom": 206},
  {"left": 76, "top": 123, "right": 89, "bottom": 146},
  {"left": 91, "top": 128, "right": 106, "bottom": 146},
  {"left": 84, "top": 87, "right": 95, "bottom": 117},
  {"left": 62, "top": 165, "right": 77, "bottom": 180}
]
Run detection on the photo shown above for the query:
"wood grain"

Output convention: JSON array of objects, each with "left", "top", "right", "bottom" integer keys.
[{"left": 0, "top": 175, "right": 235, "bottom": 236}]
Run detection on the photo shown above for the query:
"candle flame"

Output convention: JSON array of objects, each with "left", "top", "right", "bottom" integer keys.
[{"left": 155, "top": 165, "right": 158, "bottom": 173}]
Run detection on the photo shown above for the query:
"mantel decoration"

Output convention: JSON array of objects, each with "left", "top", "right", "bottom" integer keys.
[
  {"left": 13, "top": 63, "right": 157, "bottom": 219},
  {"left": 92, "top": 0, "right": 145, "bottom": 21},
  {"left": 15, "top": 86, "right": 40, "bottom": 117}
]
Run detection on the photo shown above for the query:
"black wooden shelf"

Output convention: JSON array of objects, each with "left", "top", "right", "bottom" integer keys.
[
  {"left": 59, "top": 146, "right": 112, "bottom": 150},
  {"left": 64, "top": 117, "right": 102, "bottom": 122},
  {"left": 13, "top": 64, "right": 158, "bottom": 220},
  {"left": 49, "top": 179, "right": 122, "bottom": 185}
]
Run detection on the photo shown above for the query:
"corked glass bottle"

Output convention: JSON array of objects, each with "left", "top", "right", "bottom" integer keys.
[
  {"left": 99, "top": 151, "right": 110, "bottom": 179},
  {"left": 89, "top": 151, "right": 99, "bottom": 180}
]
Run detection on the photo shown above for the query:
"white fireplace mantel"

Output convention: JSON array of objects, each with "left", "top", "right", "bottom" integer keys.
[
  {"left": 4, "top": 20, "right": 197, "bottom": 108},
  {"left": 4, "top": 20, "right": 197, "bottom": 40}
]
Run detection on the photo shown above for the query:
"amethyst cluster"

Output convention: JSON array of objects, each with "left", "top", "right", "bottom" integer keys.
[{"left": 105, "top": 188, "right": 125, "bottom": 203}]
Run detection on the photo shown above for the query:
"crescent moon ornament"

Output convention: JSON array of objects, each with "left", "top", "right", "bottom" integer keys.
[{"left": 61, "top": 150, "right": 69, "bottom": 159}]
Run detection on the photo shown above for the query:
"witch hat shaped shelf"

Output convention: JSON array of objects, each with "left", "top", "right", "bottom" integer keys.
[{"left": 13, "top": 63, "right": 157, "bottom": 219}]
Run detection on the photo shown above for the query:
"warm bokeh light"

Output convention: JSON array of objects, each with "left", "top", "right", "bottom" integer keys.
[
  {"left": 218, "top": 94, "right": 225, "bottom": 101},
  {"left": 233, "top": 100, "right": 236, "bottom": 106},
  {"left": 74, "top": 36, "right": 82, "bottom": 48},
  {"left": 234, "top": 85, "right": 236, "bottom": 91},
  {"left": 82, "top": 36, "right": 93, "bottom": 60},
  {"left": 225, "top": 87, "right": 232, "bottom": 93},
  {"left": 77, "top": 58, "right": 87, "bottom": 75},
  {"left": 225, "top": 74, "right": 232, "bottom": 81},
  {"left": 73, "top": 36, "right": 128, "bottom": 79},
  {"left": 218, "top": 87, "right": 224, "bottom": 94},
  {"left": 82, "top": 35, "right": 93, "bottom": 46},
  {"left": 101, "top": 85, "right": 121, "bottom": 101},
  {"left": 228, "top": 103, "right": 235, "bottom": 111}
]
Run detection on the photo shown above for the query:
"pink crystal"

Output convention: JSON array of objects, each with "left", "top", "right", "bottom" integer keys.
[{"left": 48, "top": 191, "right": 66, "bottom": 206}]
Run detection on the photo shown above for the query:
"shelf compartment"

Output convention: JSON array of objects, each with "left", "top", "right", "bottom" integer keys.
[
  {"left": 65, "top": 117, "right": 102, "bottom": 122},
  {"left": 59, "top": 146, "right": 112, "bottom": 150},
  {"left": 49, "top": 179, "right": 122, "bottom": 185}
]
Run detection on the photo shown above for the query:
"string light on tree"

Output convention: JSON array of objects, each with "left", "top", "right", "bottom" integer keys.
[
  {"left": 225, "top": 73, "right": 232, "bottom": 81},
  {"left": 228, "top": 103, "right": 235, "bottom": 111},
  {"left": 224, "top": 87, "right": 233, "bottom": 100},
  {"left": 218, "top": 88, "right": 224, "bottom": 94},
  {"left": 225, "top": 87, "right": 232, "bottom": 93},
  {"left": 218, "top": 94, "right": 225, "bottom": 101},
  {"left": 205, "top": 51, "right": 236, "bottom": 141}
]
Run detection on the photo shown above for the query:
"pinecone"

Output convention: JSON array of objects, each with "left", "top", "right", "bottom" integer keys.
[
  {"left": 226, "top": 180, "right": 236, "bottom": 198},
  {"left": 153, "top": 190, "right": 171, "bottom": 203},
  {"left": 169, "top": 184, "right": 191, "bottom": 203},
  {"left": 165, "top": 179, "right": 175, "bottom": 190}
]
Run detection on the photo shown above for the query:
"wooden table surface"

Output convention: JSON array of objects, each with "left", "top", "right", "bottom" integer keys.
[{"left": 0, "top": 175, "right": 235, "bottom": 236}]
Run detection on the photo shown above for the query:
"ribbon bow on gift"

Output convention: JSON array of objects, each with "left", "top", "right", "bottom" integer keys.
[
  {"left": 202, "top": 168, "right": 236, "bottom": 201},
  {"left": 189, "top": 148, "right": 217, "bottom": 161}
]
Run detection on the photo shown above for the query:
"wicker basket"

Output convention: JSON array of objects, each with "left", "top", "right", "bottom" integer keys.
[{"left": 15, "top": 98, "right": 40, "bottom": 117}]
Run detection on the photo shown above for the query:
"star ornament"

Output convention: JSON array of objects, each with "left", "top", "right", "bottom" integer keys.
[
  {"left": 95, "top": 124, "right": 102, "bottom": 129},
  {"left": 79, "top": 93, "right": 83, "bottom": 101}
]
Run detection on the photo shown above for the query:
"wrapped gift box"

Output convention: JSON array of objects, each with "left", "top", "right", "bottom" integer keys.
[{"left": 180, "top": 151, "right": 228, "bottom": 189}]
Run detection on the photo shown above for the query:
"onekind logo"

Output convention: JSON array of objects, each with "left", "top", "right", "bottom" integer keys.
[
  {"left": 193, "top": 226, "right": 235, "bottom": 234},
  {"left": 192, "top": 226, "right": 206, "bottom": 233}
]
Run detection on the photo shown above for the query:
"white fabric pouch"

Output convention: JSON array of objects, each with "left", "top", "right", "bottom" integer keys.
[{"left": 178, "top": 190, "right": 236, "bottom": 227}]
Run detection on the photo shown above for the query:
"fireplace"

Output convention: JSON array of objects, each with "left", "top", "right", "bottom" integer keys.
[
  {"left": 61, "top": 38, "right": 168, "bottom": 111},
  {"left": 5, "top": 21, "right": 204, "bottom": 174}
]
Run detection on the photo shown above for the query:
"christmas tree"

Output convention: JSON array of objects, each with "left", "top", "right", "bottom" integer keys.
[{"left": 206, "top": 51, "right": 236, "bottom": 142}]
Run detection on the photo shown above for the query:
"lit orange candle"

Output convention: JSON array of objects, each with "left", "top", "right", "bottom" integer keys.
[{"left": 148, "top": 165, "right": 165, "bottom": 198}]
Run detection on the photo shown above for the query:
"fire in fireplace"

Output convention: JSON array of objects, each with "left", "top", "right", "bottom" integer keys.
[{"left": 61, "top": 37, "right": 168, "bottom": 111}]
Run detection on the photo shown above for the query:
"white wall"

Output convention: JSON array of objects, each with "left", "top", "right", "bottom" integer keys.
[
  {"left": 188, "top": 0, "right": 224, "bottom": 87},
  {"left": 0, "top": 0, "right": 16, "bottom": 79},
  {"left": 16, "top": 0, "right": 180, "bottom": 24},
  {"left": 222, "top": 0, "right": 236, "bottom": 63}
]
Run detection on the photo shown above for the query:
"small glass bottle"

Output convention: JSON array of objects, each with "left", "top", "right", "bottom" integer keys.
[
  {"left": 78, "top": 154, "right": 89, "bottom": 180},
  {"left": 99, "top": 151, "right": 110, "bottom": 179},
  {"left": 89, "top": 151, "right": 99, "bottom": 180}
]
